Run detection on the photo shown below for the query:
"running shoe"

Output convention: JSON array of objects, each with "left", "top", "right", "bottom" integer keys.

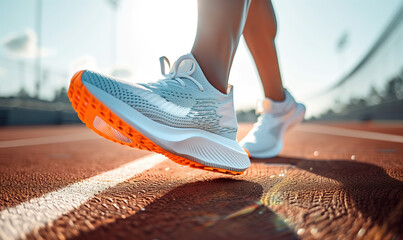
[
  {"left": 68, "top": 53, "right": 250, "bottom": 174},
  {"left": 240, "top": 90, "right": 305, "bottom": 158}
]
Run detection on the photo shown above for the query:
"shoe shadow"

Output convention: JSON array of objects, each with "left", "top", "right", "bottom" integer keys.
[
  {"left": 252, "top": 156, "right": 403, "bottom": 235},
  {"left": 74, "top": 178, "right": 298, "bottom": 240}
]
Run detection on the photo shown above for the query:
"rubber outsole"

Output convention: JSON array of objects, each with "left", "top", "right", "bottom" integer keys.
[{"left": 68, "top": 70, "right": 245, "bottom": 175}]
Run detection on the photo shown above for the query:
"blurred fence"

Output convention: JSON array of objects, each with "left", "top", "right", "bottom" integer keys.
[{"left": 0, "top": 92, "right": 79, "bottom": 126}]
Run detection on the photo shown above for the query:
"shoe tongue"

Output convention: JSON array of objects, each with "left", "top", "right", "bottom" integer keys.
[
  {"left": 177, "top": 59, "right": 194, "bottom": 73},
  {"left": 256, "top": 98, "right": 273, "bottom": 114},
  {"left": 172, "top": 53, "right": 230, "bottom": 95},
  {"left": 177, "top": 53, "right": 208, "bottom": 83},
  {"left": 257, "top": 91, "right": 293, "bottom": 115}
]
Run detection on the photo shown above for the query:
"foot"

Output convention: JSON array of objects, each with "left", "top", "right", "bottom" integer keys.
[
  {"left": 68, "top": 53, "right": 250, "bottom": 174},
  {"left": 240, "top": 90, "right": 305, "bottom": 158}
]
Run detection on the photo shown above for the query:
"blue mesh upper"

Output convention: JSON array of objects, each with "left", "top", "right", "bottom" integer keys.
[{"left": 81, "top": 70, "right": 237, "bottom": 139}]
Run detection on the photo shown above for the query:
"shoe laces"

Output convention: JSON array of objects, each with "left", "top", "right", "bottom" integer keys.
[{"left": 158, "top": 55, "right": 204, "bottom": 92}]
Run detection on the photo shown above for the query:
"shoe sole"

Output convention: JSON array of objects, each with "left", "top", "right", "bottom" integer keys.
[
  {"left": 244, "top": 103, "right": 306, "bottom": 158},
  {"left": 68, "top": 70, "right": 249, "bottom": 175}
]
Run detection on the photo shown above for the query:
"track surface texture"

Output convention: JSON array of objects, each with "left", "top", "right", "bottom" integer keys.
[{"left": 0, "top": 122, "right": 402, "bottom": 240}]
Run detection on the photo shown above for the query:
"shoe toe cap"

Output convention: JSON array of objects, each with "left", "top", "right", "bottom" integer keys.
[{"left": 240, "top": 138, "right": 276, "bottom": 153}]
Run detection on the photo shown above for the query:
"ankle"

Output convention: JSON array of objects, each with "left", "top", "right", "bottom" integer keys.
[
  {"left": 207, "top": 77, "right": 228, "bottom": 94},
  {"left": 191, "top": 51, "right": 230, "bottom": 94},
  {"left": 265, "top": 89, "right": 285, "bottom": 102}
]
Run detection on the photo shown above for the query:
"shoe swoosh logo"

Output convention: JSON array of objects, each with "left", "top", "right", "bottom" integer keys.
[{"left": 130, "top": 84, "right": 191, "bottom": 117}]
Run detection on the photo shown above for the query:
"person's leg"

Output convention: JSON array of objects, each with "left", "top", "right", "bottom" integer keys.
[
  {"left": 243, "top": 0, "right": 285, "bottom": 101},
  {"left": 191, "top": 0, "right": 250, "bottom": 94},
  {"left": 240, "top": 0, "right": 306, "bottom": 158}
]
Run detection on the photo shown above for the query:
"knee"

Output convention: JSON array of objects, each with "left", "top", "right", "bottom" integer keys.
[
  {"left": 267, "top": 2, "right": 277, "bottom": 39},
  {"left": 245, "top": 0, "right": 278, "bottom": 40},
  {"left": 267, "top": 16, "right": 277, "bottom": 39}
]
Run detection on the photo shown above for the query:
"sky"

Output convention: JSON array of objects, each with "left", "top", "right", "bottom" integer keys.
[{"left": 0, "top": 0, "right": 402, "bottom": 111}]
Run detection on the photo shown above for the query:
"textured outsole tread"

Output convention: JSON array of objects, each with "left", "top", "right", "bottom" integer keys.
[{"left": 68, "top": 71, "right": 244, "bottom": 175}]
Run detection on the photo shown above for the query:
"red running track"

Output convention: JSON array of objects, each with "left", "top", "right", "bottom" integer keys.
[{"left": 0, "top": 122, "right": 402, "bottom": 240}]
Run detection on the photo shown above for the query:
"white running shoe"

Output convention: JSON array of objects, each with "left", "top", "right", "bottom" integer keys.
[
  {"left": 68, "top": 53, "right": 250, "bottom": 174},
  {"left": 240, "top": 90, "right": 305, "bottom": 158}
]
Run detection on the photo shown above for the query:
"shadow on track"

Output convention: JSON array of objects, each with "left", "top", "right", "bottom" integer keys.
[
  {"left": 253, "top": 156, "right": 403, "bottom": 236},
  {"left": 74, "top": 178, "right": 298, "bottom": 240}
]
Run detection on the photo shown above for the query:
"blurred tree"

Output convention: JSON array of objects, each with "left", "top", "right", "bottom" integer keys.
[
  {"left": 393, "top": 76, "right": 403, "bottom": 99},
  {"left": 367, "top": 87, "right": 382, "bottom": 106},
  {"left": 384, "top": 77, "right": 402, "bottom": 101},
  {"left": 53, "top": 87, "right": 69, "bottom": 103}
]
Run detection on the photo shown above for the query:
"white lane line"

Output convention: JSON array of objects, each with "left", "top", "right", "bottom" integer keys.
[
  {"left": 0, "top": 154, "right": 166, "bottom": 240},
  {"left": 0, "top": 133, "right": 100, "bottom": 148},
  {"left": 297, "top": 125, "right": 403, "bottom": 143}
]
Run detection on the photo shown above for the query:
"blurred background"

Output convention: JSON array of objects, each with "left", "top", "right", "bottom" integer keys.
[{"left": 0, "top": 0, "right": 402, "bottom": 125}]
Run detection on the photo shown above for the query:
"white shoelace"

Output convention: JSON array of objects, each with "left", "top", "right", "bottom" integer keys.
[{"left": 158, "top": 55, "right": 204, "bottom": 92}]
